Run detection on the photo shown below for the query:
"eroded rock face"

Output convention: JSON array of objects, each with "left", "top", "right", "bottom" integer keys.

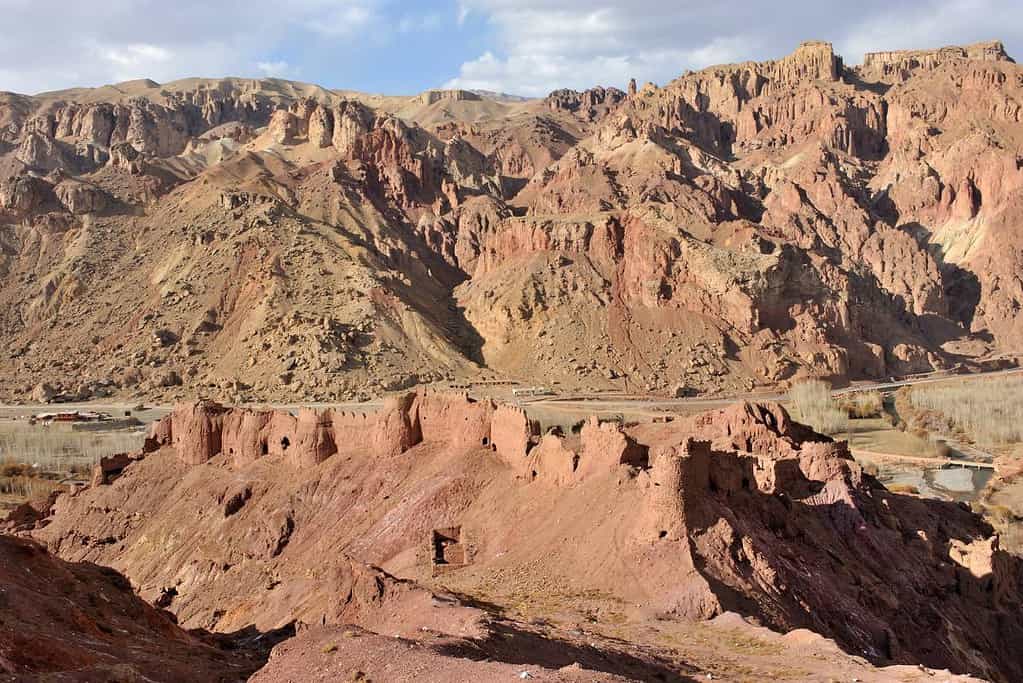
[
  {"left": 147, "top": 389, "right": 495, "bottom": 471},
  {"left": 267, "top": 109, "right": 299, "bottom": 144},
  {"left": 860, "top": 40, "right": 1014, "bottom": 82},
  {"left": 170, "top": 400, "right": 228, "bottom": 465},
  {"left": 545, "top": 86, "right": 627, "bottom": 121}
]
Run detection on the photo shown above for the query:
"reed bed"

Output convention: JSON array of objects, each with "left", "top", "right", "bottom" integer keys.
[
  {"left": 0, "top": 423, "right": 144, "bottom": 472},
  {"left": 909, "top": 375, "right": 1023, "bottom": 447},
  {"left": 789, "top": 380, "right": 848, "bottom": 435}
]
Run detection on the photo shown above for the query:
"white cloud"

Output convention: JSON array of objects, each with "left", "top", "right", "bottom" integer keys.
[
  {"left": 256, "top": 61, "right": 294, "bottom": 78},
  {"left": 0, "top": 0, "right": 382, "bottom": 94},
  {"left": 302, "top": 4, "right": 375, "bottom": 38},
  {"left": 100, "top": 43, "right": 173, "bottom": 68},
  {"left": 446, "top": 0, "right": 1023, "bottom": 97}
]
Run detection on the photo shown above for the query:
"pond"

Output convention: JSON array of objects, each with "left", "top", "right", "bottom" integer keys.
[{"left": 879, "top": 465, "right": 995, "bottom": 502}]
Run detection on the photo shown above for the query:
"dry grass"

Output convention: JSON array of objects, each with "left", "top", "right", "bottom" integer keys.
[
  {"left": 789, "top": 380, "right": 847, "bottom": 436},
  {"left": 0, "top": 422, "right": 143, "bottom": 504},
  {"left": 0, "top": 423, "right": 143, "bottom": 472},
  {"left": 0, "top": 473, "right": 60, "bottom": 500},
  {"left": 909, "top": 376, "right": 1023, "bottom": 447},
  {"left": 0, "top": 460, "right": 74, "bottom": 501}
]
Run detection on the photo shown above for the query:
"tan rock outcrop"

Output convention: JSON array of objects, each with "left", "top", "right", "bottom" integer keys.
[
  {"left": 15, "top": 132, "right": 65, "bottom": 170},
  {"left": 0, "top": 175, "right": 52, "bottom": 213},
  {"left": 307, "top": 105, "right": 334, "bottom": 148},
  {"left": 267, "top": 109, "right": 299, "bottom": 144},
  {"left": 331, "top": 102, "right": 372, "bottom": 155},
  {"left": 860, "top": 40, "right": 1013, "bottom": 82},
  {"left": 416, "top": 89, "right": 482, "bottom": 106},
  {"left": 53, "top": 179, "right": 108, "bottom": 215}
]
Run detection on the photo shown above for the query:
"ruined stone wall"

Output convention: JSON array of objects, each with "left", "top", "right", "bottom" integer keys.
[{"left": 413, "top": 389, "right": 495, "bottom": 451}]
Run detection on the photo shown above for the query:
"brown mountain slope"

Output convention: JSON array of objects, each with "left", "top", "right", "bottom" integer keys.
[{"left": 1, "top": 40, "right": 1022, "bottom": 402}]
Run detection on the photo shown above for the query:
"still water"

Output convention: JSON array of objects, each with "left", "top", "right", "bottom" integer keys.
[{"left": 881, "top": 465, "right": 994, "bottom": 502}]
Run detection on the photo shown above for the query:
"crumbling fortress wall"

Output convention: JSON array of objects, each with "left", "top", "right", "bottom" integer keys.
[{"left": 147, "top": 388, "right": 498, "bottom": 468}]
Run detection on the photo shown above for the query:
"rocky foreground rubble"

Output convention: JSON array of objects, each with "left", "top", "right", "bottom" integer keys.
[{"left": 3, "top": 390, "right": 1018, "bottom": 681}]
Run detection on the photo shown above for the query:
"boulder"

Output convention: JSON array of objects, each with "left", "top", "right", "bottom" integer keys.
[{"left": 31, "top": 382, "right": 56, "bottom": 403}]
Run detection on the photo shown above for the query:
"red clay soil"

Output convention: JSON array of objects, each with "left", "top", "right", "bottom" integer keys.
[
  {"left": 19, "top": 390, "right": 1023, "bottom": 682},
  {"left": 251, "top": 625, "right": 640, "bottom": 683},
  {"left": 0, "top": 534, "right": 279, "bottom": 681}
]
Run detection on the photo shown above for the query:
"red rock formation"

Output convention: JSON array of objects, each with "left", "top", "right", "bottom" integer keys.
[
  {"left": 2, "top": 40, "right": 1023, "bottom": 403},
  {"left": 91, "top": 452, "right": 135, "bottom": 486},
  {"left": 576, "top": 417, "right": 648, "bottom": 477},
  {"left": 222, "top": 408, "right": 273, "bottom": 465},
  {"left": 491, "top": 403, "right": 539, "bottom": 469},
  {"left": 290, "top": 408, "right": 336, "bottom": 467}
]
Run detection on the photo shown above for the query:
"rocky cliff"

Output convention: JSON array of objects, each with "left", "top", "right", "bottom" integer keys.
[{"left": 1, "top": 40, "right": 1022, "bottom": 402}]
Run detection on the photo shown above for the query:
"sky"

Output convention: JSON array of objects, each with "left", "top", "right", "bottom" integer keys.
[{"left": 1, "top": 0, "right": 1021, "bottom": 98}]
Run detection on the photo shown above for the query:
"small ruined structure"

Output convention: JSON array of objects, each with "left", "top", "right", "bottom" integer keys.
[{"left": 429, "top": 526, "right": 475, "bottom": 575}]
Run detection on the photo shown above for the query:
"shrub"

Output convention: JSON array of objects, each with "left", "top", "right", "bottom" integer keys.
[{"left": 838, "top": 391, "right": 884, "bottom": 419}]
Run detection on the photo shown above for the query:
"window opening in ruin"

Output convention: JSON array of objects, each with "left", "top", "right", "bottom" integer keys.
[{"left": 432, "top": 527, "right": 464, "bottom": 565}]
